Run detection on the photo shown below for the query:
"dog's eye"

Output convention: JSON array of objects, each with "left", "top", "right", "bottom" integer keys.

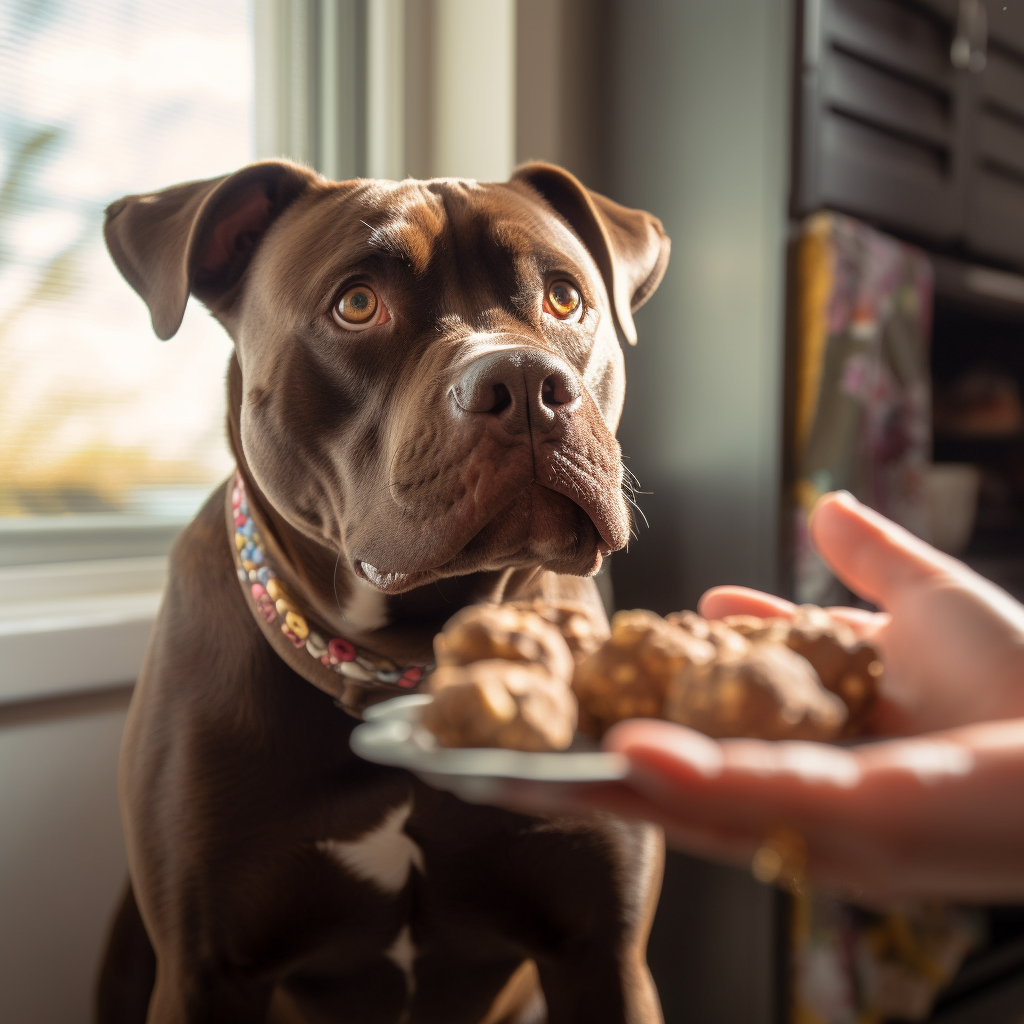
[
  {"left": 333, "top": 285, "right": 384, "bottom": 331},
  {"left": 544, "top": 280, "right": 583, "bottom": 322}
]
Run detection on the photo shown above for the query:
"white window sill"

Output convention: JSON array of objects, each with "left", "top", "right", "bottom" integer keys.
[{"left": 0, "top": 558, "right": 166, "bottom": 705}]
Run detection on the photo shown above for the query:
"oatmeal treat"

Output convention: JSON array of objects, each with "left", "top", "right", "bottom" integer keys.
[
  {"left": 423, "top": 661, "right": 577, "bottom": 751},
  {"left": 509, "top": 598, "right": 609, "bottom": 662},
  {"left": 666, "top": 610, "right": 749, "bottom": 660},
  {"left": 434, "top": 603, "right": 575, "bottom": 682},
  {"left": 422, "top": 601, "right": 883, "bottom": 751},
  {"left": 575, "top": 606, "right": 880, "bottom": 742},
  {"left": 724, "top": 605, "right": 882, "bottom": 733},
  {"left": 573, "top": 610, "right": 716, "bottom": 735},
  {"left": 664, "top": 643, "right": 848, "bottom": 741},
  {"left": 424, "top": 603, "right": 578, "bottom": 751},
  {"left": 782, "top": 606, "right": 881, "bottom": 733}
]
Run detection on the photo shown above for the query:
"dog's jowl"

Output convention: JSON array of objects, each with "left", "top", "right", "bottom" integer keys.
[{"left": 95, "top": 160, "right": 670, "bottom": 1024}]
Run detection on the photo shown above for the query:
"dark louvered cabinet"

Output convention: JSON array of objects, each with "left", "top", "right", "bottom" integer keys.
[
  {"left": 968, "top": 27, "right": 1024, "bottom": 265},
  {"left": 796, "top": 0, "right": 1024, "bottom": 269}
]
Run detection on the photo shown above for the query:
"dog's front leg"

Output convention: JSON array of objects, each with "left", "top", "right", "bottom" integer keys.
[
  {"left": 536, "top": 947, "right": 661, "bottom": 1024},
  {"left": 485, "top": 813, "right": 664, "bottom": 1024},
  {"left": 143, "top": 958, "right": 273, "bottom": 1024},
  {"left": 530, "top": 856, "right": 664, "bottom": 1024}
]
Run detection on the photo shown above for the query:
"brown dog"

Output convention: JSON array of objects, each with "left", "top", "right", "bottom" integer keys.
[{"left": 96, "top": 160, "right": 669, "bottom": 1024}]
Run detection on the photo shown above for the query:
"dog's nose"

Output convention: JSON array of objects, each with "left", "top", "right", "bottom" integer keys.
[{"left": 451, "top": 349, "right": 581, "bottom": 427}]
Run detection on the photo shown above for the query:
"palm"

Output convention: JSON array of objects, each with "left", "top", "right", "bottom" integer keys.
[{"left": 871, "top": 572, "right": 1024, "bottom": 733}]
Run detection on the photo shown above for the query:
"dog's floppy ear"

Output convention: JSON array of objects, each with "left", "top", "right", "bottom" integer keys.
[
  {"left": 511, "top": 162, "right": 670, "bottom": 346},
  {"left": 104, "top": 160, "right": 320, "bottom": 340}
]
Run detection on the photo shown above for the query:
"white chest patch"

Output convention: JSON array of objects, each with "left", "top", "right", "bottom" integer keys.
[
  {"left": 341, "top": 577, "right": 389, "bottom": 633},
  {"left": 317, "top": 801, "right": 424, "bottom": 893},
  {"left": 387, "top": 924, "right": 416, "bottom": 986}
]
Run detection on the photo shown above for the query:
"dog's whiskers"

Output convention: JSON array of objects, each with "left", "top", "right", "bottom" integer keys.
[
  {"left": 619, "top": 457, "right": 650, "bottom": 538},
  {"left": 624, "top": 492, "right": 649, "bottom": 531}
]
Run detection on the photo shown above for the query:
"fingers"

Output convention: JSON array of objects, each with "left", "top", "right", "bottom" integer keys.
[
  {"left": 594, "top": 718, "right": 1024, "bottom": 902},
  {"left": 604, "top": 719, "right": 863, "bottom": 808},
  {"left": 698, "top": 584, "right": 888, "bottom": 640},
  {"left": 698, "top": 586, "right": 794, "bottom": 620},
  {"left": 484, "top": 719, "right": 1024, "bottom": 901},
  {"left": 809, "top": 491, "right": 950, "bottom": 608},
  {"left": 823, "top": 606, "right": 890, "bottom": 640}
]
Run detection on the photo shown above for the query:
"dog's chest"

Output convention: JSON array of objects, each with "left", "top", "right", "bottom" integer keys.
[{"left": 316, "top": 800, "right": 424, "bottom": 894}]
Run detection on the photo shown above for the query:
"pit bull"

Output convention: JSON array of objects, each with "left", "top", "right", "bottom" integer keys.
[{"left": 95, "top": 159, "right": 670, "bottom": 1024}]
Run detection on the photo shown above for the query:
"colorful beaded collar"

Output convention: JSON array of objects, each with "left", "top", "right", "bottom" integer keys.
[{"left": 229, "top": 472, "right": 432, "bottom": 693}]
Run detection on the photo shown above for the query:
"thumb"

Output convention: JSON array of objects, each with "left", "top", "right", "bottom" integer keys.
[{"left": 809, "top": 491, "right": 951, "bottom": 609}]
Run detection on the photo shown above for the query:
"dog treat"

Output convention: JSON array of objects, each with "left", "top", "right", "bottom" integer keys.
[
  {"left": 422, "top": 602, "right": 882, "bottom": 751},
  {"left": 659, "top": 606, "right": 851, "bottom": 737},
  {"left": 434, "top": 603, "right": 575, "bottom": 682},
  {"left": 424, "top": 660, "right": 578, "bottom": 751},
  {"left": 666, "top": 610, "right": 750, "bottom": 660},
  {"left": 661, "top": 611, "right": 850, "bottom": 739},
  {"left": 723, "top": 605, "right": 882, "bottom": 734},
  {"left": 425, "top": 604, "right": 578, "bottom": 751},
  {"left": 572, "top": 610, "right": 717, "bottom": 734},
  {"left": 508, "top": 598, "right": 609, "bottom": 662},
  {"left": 574, "top": 606, "right": 881, "bottom": 742},
  {"left": 663, "top": 643, "right": 847, "bottom": 741}
]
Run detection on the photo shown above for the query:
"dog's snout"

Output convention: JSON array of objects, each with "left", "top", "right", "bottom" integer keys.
[{"left": 452, "top": 349, "right": 581, "bottom": 426}]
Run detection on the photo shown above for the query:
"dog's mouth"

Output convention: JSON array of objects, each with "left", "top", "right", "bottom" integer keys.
[
  {"left": 354, "top": 561, "right": 436, "bottom": 593},
  {"left": 353, "top": 484, "right": 618, "bottom": 594}
]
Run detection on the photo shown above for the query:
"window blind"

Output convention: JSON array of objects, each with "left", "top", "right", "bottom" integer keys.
[{"left": 0, "top": 0, "right": 253, "bottom": 518}]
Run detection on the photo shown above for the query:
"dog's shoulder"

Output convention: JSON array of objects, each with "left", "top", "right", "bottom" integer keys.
[
  {"left": 166, "top": 479, "right": 235, "bottom": 590},
  {"left": 143, "top": 478, "right": 270, "bottom": 695}
]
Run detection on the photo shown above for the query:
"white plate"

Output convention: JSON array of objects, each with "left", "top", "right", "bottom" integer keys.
[{"left": 351, "top": 694, "right": 629, "bottom": 800}]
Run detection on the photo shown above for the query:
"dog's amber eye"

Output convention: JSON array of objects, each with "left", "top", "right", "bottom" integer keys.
[
  {"left": 333, "top": 285, "right": 380, "bottom": 331},
  {"left": 545, "top": 280, "right": 582, "bottom": 322}
]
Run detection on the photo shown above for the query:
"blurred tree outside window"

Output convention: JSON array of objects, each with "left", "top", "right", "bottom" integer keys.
[{"left": 0, "top": 0, "right": 253, "bottom": 518}]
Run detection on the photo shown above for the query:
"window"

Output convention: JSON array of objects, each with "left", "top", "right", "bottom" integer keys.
[{"left": 0, "top": 0, "right": 253, "bottom": 525}]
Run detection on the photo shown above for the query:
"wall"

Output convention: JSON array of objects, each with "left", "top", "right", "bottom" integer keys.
[
  {"left": 605, "top": 3, "right": 793, "bottom": 1021},
  {"left": 0, "top": 691, "right": 130, "bottom": 1024},
  {"left": 0, "top": 552, "right": 161, "bottom": 1023},
  {"left": 607, "top": 0, "right": 793, "bottom": 615}
]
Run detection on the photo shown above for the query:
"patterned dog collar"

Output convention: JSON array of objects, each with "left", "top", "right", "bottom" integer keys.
[{"left": 230, "top": 472, "right": 432, "bottom": 691}]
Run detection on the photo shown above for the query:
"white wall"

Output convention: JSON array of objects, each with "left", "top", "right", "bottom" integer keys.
[
  {"left": 0, "top": 698, "right": 129, "bottom": 1024},
  {"left": 0, "top": 560, "right": 160, "bottom": 1021},
  {"left": 256, "top": 0, "right": 517, "bottom": 185},
  {"left": 431, "top": 0, "right": 515, "bottom": 181}
]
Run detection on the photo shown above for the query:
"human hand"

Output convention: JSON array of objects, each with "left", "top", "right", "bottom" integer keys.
[
  {"left": 492, "top": 492, "right": 1024, "bottom": 901},
  {"left": 509, "top": 715, "right": 1024, "bottom": 903},
  {"left": 702, "top": 489, "right": 1024, "bottom": 735}
]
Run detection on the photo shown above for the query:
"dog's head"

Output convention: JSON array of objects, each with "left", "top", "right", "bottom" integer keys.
[{"left": 105, "top": 161, "right": 668, "bottom": 594}]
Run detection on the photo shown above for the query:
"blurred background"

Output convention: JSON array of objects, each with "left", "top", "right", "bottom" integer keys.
[{"left": 2, "top": 1, "right": 1024, "bottom": 1021}]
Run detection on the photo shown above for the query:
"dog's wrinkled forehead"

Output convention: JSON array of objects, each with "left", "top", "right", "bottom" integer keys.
[
  {"left": 356, "top": 178, "right": 449, "bottom": 274},
  {"left": 258, "top": 177, "right": 600, "bottom": 328}
]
